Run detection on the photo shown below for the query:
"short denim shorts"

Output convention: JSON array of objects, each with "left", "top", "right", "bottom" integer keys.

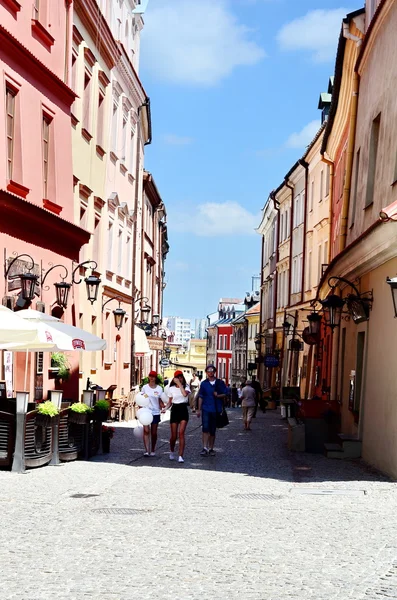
[{"left": 202, "top": 410, "right": 217, "bottom": 436}]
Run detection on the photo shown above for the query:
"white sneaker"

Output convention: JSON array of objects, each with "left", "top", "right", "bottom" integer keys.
[
  {"left": 169, "top": 452, "right": 175, "bottom": 460},
  {"left": 149, "top": 452, "right": 156, "bottom": 456},
  {"left": 143, "top": 452, "right": 149, "bottom": 457},
  {"left": 178, "top": 456, "right": 184, "bottom": 463}
]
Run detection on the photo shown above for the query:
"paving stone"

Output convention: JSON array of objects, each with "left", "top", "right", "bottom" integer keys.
[{"left": 0, "top": 409, "right": 396, "bottom": 599}]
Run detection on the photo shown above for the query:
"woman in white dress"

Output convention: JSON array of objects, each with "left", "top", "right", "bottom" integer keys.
[{"left": 141, "top": 371, "right": 165, "bottom": 456}]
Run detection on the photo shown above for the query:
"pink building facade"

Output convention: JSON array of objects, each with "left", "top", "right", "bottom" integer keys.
[{"left": 0, "top": 0, "right": 89, "bottom": 399}]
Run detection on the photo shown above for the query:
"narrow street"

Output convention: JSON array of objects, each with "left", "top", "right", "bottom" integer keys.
[{"left": 1, "top": 409, "right": 397, "bottom": 599}]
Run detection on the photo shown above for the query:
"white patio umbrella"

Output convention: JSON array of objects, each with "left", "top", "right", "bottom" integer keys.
[
  {"left": 0, "top": 305, "right": 56, "bottom": 348},
  {"left": 0, "top": 309, "right": 106, "bottom": 352}
]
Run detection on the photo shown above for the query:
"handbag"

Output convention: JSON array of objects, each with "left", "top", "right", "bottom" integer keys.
[{"left": 216, "top": 407, "right": 229, "bottom": 429}]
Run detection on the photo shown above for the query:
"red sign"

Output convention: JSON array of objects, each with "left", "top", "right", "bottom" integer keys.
[{"left": 72, "top": 339, "right": 86, "bottom": 350}]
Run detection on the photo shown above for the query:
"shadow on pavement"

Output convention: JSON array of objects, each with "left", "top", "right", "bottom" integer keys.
[{"left": 91, "top": 409, "right": 392, "bottom": 484}]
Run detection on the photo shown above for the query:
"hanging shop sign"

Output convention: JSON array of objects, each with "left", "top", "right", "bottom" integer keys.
[{"left": 264, "top": 354, "right": 280, "bottom": 368}]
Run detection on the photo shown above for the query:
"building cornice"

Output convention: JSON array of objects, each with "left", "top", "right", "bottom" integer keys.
[
  {"left": 0, "top": 25, "right": 76, "bottom": 106},
  {"left": 74, "top": 0, "right": 121, "bottom": 69},
  {"left": 357, "top": 0, "right": 389, "bottom": 74}
]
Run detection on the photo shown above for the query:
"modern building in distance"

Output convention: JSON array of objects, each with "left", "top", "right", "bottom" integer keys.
[
  {"left": 194, "top": 318, "right": 207, "bottom": 339},
  {"left": 164, "top": 316, "right": 192, "bottom": 345}
]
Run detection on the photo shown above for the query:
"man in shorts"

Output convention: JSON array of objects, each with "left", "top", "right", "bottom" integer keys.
[{"left": 196, "top": 365, "right": 227, "bottom": 456}]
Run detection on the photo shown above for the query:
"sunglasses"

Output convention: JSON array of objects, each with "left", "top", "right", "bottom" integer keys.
[{"left": 206, "top": 370, "right": 215, "bottom": 373}]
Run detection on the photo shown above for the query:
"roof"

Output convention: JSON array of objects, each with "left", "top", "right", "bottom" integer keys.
[
  {"left": 321, "top": 8, "right": 365, "bottom": 155},
  {"left": 318, "top": 92, "right": 332, "bottom": 109},
  {"left": 245, "top": 302, "right": 260, "bottom": 316},
  {"left": 232, "top": 313, "right": 247, "bottom": 325}
]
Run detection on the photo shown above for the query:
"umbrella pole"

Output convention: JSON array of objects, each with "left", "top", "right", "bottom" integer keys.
[{"left": 24, "top": 350, "right": 28, "bottom": 391}]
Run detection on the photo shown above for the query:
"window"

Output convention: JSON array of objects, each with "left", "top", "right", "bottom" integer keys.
[
  {"left": 107, "top": 221, "right": 113, "bottom": 271},
  {"left": 6, "top": 87, "right": 16, "bottom": 180},
  {"left": 366, "top": 114, "right": 381, "bottom": 207},
  {"left": 310, "top": 181, "right": 314, "bottom": 211},
  {"left": 97, "top": 91, "right": 105, "bottom": 148},
  {"left": 320, "top": 170, "right": 324, "bottom": 202},
  {"left": 317, "top": 244, "right": 322, "bottom": 282},
  {"left": 129, "top": 128, "right": 135, "bottom": 174},
  {"left": 42, "top": 113, "right": 51, "bottom": 199},
  {"left": 323, "top": 240, "right": 328, "bottom": 265},
  {"left": 93, "top": 216, "right": 100, "bottom": 263},
  {"left": 125, "top": 235, "right": 131, "bottom": 279},
  {"left": 121, "top": 113, "right": 128, "bottom": 161},
  {"left": 117, "top": 228, "right": 123, "bottom": 273},
  {"left": 325, "top": 165, "right": 330, "bottom": 197},
  {"left": 307, "top": 250, "right": 312, "bottom": 291},
  {"left": 350, "top": 149, "right": 360, "bottom": 226},
  {"left": 111, "top": 101, "right": 118, "bottom": 153},
  {"left": 82, "top": 71, "right": 92, "bottom": 133}
]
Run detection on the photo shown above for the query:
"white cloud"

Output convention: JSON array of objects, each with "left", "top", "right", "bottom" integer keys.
[
  {"left": 172, "top": 201, "right": 260, "bottom": 236},
  {"left": 285, "top": 119, "right": 321, "bottom": 149},
  {"left": 169, "top": 261, "right": 190, "bottom": 272},
  {"left": 162, "top": 134, "right": 194, "bottom": 146},
  {"left": 142, "top": 0, "right": 265, "bottom": 85},
  {"left": 277, "top": 8, "right": 349, "bottom": 63}
]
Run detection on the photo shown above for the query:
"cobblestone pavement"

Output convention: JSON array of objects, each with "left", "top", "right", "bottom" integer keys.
[{"left": 1, "top": 409, "right": 397, "bottom": 600}]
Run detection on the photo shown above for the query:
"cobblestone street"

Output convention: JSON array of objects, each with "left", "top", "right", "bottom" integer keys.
[{"left": 1, "top": 409, "right": 397, "bottom": 599}]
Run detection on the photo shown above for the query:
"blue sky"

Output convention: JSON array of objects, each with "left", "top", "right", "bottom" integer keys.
[{"left": 140, "top": 0, "right": 356, "bottom": 320}]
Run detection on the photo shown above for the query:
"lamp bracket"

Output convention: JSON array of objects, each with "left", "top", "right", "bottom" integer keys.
[
  {"left": 102, "top": 296, "right": 123, "bottom": 312},
  {"left": 4, "top": 253, "right": 35, "bottom": 279},
  {"left": 41, "top": 263, "right": 69, "bottom": 290},
  {"left": 72, "top": 260, "right": 98, "bottom": 285}
]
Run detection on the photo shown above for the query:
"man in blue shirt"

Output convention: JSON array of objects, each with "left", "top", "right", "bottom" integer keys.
[{"left": 196, "top": 365, "right": 227, "bottom": 456}]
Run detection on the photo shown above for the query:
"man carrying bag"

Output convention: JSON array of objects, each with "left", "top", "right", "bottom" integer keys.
[{"left": 196, "top": 365, "right": 228, "bottom": 456}]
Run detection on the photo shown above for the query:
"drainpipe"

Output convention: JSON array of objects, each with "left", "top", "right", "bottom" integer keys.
[
  {"left": 64, "top": 0, "right": 73, "bottom": 85},
  {"left": 339, "top": 25, "right": 362, "bottom": 253},
  {"left": 298, "top": 160, "right": 309, "bottom": 304},
  {"left": 270, "top": 190, "right": 280, "bottom": 386},
  {"left": 285, "top": 180, "right": 294, "bottom": 306}
]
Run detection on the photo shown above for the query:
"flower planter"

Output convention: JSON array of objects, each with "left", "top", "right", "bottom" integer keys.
[
  {"left": 94, "top": 407, "right": 109, "bottom": 422},
  {"left": 36, "top": 413, "right": 59, "bottom": 428},
  {"left": 68, "top": 411, "right": 91, "bottom": 425},
  {"left": 102, "top": 435, "right": 111, "bottom": 453}
]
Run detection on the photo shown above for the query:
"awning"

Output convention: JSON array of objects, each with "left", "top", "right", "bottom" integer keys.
[{"left": 135, "top": 326, "right": 151, "bottom": 356}]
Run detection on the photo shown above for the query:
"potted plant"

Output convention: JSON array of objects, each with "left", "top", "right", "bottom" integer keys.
[
  {"left": 50, "top": 352, "right": 71, "bottom": 381},
  {"left": 102, "top": 425, "right": 115, "bottom": 453},
  {"left": 69, "top": 402, "right": 93, "bottom": 425},
  {"left": 140, "top": 373, "right": 164, "bottom": 389},
  {"left": 36, "top": 400, "right": 60, "bottom": 428},
  {"left": 94, "top": 399, "right": 110, "bottom": 422}
]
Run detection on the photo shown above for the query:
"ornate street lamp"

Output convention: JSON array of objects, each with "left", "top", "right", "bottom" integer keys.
[
  {"left": 307, "top": 311, "right": 322, "bottom": 335},
  {"left": 102, "top": 297, "right": 127, "bottom": 330},
  {"left": 4, "top": 254, "right": 101, "bottom": 309},
  {"left": 319, "top": 293, "right": 344, "bottom": 330},
  {"left": 164, "top": 347, "right": 171, "bottom": 359},
  {"left": 386, "top": 277, "right": 397, "bottom": 318},
  {"left": 320, "top": 276, "right": 373, "bottom": 330},
  {"left": 282, "top": 320, "right": 292, "bottom": 337},
  {"left": 72, "top": 261, "right": 101, "bottom": 305},
  {"left": 152, "top": 313, "right": 160, "bottom": 326},
  {"left": 113, "top": 306, "right": 127, "bottom": 331},
  {"left": 140, "top": 303, "right": 151, "bottom": 321},
  {"left": 4, "top": 254, "right": 38, "bottom": 302}
]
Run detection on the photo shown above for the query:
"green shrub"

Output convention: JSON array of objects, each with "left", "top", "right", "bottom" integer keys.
[
  {"left": 70, "top": 403, "right": 93, "bottom": 414},
  {"left": 51, "top": 353, "right": 71, "bottom": 380},
  {"left": 95, "top": 400, "right": 110, "bottom": 411},
  {"left": 37, "top": 401, "right": 59, "bottom": 417},
  {"left": 140, "top": 374, "right": 164, "bottom": 390}
]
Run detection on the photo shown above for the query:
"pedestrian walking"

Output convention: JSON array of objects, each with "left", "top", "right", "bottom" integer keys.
[
  {"left": 189, "top": 372, "right": 200, "bottom": 412},
  {"left": 241, "top": 381, "right": 256, "bottom": 430},
  {"left": 251, "top": 375, "right": 263, "bottom": 417},
  {"left": 196, "top": 365, "right": 227, "bottom": 456},
  {"left": 141, "top": 371, "right": 165, "bottom": 456},
  {"left": 231, "top": 383, "right": 238, "bottom": 408},
  {"left": 163, "top": 370, "right": 190, "bottom": 463}
]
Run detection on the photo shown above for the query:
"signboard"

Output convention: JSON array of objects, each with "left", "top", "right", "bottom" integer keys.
[
  {"left": 138, "top": 323, "right": 153, "bottom": 336},
  {"left": 3, "top": 351, "right": 12, "bottom": 398},
  {"left": 160, "top": 358, "right": 170, "bottom": 367},
  {"left": 289, "top": 339, "right": 304, "bottom": 352},
  {"left": 148, "top": 337, "right": 165, "bottom": 351},
  {"left": 264, "top": 354, "right": 279, "bottom": 368}
]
